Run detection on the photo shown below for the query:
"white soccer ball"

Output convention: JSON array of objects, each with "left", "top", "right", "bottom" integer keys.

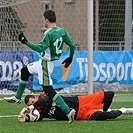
[{"left": 26, "top": 109, "right": 40, "bottom": 122}]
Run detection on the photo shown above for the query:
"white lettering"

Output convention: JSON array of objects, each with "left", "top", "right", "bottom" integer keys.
[
  {"left": 0, "top": 61, "right": 23, "bottom": 81},
  {"left": 107, "top": 63, "right": 116, "bottom": 82},
  {"left": 76, "top": 58, "right": 133, "bottom": 83},
  {"left": 6, "top": 61, "right": 12, "bottom": 80},
  {"left": 99, "top": 63, "right": 107, "bottom": 81},
  {"left": 117, "top": 63, "right": 124, "bottom": 81},
  {"left": 125, "top": 62, "right": 132, "bottom": 80},
  {"left": 131, "top": 59, "right": 133, "bottom": 80},
  {"left": 76, "top": 58, "right": 85, "bottom": 80},
  {"left": 84, "top": 58, "right": 88, "bottom": 81},
  {"left": 93, "top": 63, "right": 99, "bottom": 81},
  {"left": 13, "top": 61, "right": 23, "bottom": 80}
]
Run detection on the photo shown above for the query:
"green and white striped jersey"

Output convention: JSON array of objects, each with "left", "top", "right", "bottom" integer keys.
[{"left": 26, "top": 27, "right": 75, "bottom": 61}]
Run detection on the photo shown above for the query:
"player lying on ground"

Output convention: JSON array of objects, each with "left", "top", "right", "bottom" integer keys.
[{"left": 18, "top": 91, "right": 133, "bottom": 122}]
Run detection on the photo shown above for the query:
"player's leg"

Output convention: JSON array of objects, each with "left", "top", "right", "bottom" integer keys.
[
  {"left": 102, "top": 91, "right": 114, "bottom": 111},
  {"left": 41, "top": 60, "right": 75, "bottom": 124},
  {"left": 4, "top": 66, "right": 31, "bottom": 104},
  {"left": 89, "top": 110, "right": 122, "bottom": 120},
  {"left": 119, "top": 107, "right": 133, "bottom": 114},
  {"left": 15, "top": 66, "right": 32, "bottom": 100},
  {"left": 4, "top": 60, "right": 40, "bottom": 104},
  {"left": 42, "top": 85, "right": 75, "bottom": 124}
]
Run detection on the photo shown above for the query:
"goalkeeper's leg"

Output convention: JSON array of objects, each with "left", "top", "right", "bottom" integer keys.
[
  {"left": 42, "top": 86, "right": 76, "bottom": 124},
  {"left": 4, "top": 67, "right": 31, "bottom": 104},
  {"left": 89, "top": 110, "right": 122, "bottom": 120},
  {"left": 102, "top": 91, "right": 114, "bottom": 111}
]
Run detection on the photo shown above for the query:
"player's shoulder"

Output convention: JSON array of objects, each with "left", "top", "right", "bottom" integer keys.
[{"left": 55, "top": 27, "right": 66, "bottom": 32}]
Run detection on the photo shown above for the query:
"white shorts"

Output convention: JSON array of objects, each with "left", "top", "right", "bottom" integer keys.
[{"left": 27, "top": 59, "right": 54, "bottom": 86}]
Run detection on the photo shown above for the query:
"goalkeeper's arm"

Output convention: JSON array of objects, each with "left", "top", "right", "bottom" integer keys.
[{"left": 18, "top": 107, "right": 29, "bottom": 122}]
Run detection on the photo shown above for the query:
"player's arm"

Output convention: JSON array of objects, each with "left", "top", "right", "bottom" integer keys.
[
  {"left": 64, "top": 30, "right": 75, "bottom": 58},
  {"left": 18, "top": 107, "right": 29, "bottom": 122},
  {"left": 18, "top": 32, "right": 49, "bottom": 53},
  {"left": 62, "top": 30, "right": 75, "bottom": 68},
  {"left": 26, "top": 41, "right": 44, "bottom": 53},
  {"left": 18, "top": 108, "right": 40, "bottom": 122}
]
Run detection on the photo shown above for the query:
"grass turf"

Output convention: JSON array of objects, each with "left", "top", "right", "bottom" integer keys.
[{"left": 0, "top": 92, "right": 133, "bottom": 133}]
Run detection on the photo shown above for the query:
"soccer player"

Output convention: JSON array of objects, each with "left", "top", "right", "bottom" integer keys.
[
  {"left": 4, "top": 10, "right": 75, "bottom": 124},
  {"left": 18, "top": 91, "right": 133, "bottom": 122}
]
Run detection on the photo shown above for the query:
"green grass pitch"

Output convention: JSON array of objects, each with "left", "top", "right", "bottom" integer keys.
[{"left": 0, "top": 92, "right": 133, "bottom": 133}]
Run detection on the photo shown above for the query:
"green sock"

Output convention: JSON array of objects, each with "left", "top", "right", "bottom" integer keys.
[
  {"left": 53, "top": 93, "right": 70, "bottom": 115},
  {"left": 15, "top": 80, "right": 27, "bottom": 100}
]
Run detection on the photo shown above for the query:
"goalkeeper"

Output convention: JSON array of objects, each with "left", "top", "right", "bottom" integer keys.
[
  {"left": 19, "top": 91, "right": 133, "bottom": 122},
  {"left": 4, "top": 9, "right": 75, "bottom": 124}
]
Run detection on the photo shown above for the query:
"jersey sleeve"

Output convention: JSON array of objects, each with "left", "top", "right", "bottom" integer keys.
[
  {"left": 26, "top": 41, "right": 44, "bottom": 53},
  {"left": 63, "top": 30, "right": 75, "bottom": 58},
  {"left": 25, "top": 31, "right": 51, "bottom": 53}
]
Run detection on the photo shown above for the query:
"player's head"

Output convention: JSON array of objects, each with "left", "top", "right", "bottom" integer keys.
[
  {"left": 24, "top": 95, "right": 38, "bottom": 106},
  {"left": 43, "top": 10, "right": 56, "bottom": 27}
]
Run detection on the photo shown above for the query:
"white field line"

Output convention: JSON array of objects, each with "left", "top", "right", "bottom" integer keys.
[
  {"left": 0, "top": 93, "right": 132, "bottom": 101},
  {"left": 0, "top": 98, "right": 24, "bottom": 100},
  {"left": 0, "top": 109, "right": 121, "bottom": 118},
  {"left": 0, "top": 115, "right": 18, "bottom": 118}
]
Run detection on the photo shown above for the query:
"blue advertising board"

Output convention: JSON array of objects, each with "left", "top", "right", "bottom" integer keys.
[
  {"left": 33, "top": 51, "right": 133, "bottom": 90},
  {"left": 0, "top": 50, "right": 133, "bottom": 90},
  {"left": 0, "top": 51, "right": 33, "bottom": 90}
]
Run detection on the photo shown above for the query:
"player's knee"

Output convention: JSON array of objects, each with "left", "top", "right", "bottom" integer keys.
[
  {"left": 102, "top": 91, "right": 114, "bottom": 104},
  {"left": 21, "top": 67, "right": 31, "bottom": 81},
  {"left": 104, "top": 91, "right": 114, "bottom": 99},
  {"left": 42, "top": 86, "right": 56, "bottom": 99},
  {"left": 110, "top": 91, "right": 114, "bottom": 98},
  {"left": 108, "top": 91, "right": 114, "bottom": 99}
]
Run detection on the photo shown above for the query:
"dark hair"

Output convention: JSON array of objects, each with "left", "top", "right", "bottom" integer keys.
[
  {"left": 24, "top": 95, "right": 35, "bottom": 104},
  {"left": 43, "top": 10, "right": 56, "bottom": 23}
]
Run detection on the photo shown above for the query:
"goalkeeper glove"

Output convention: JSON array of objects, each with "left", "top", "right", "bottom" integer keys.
[
  {"left": 62, "top": 57, "right": 72, "bottom": 68},
  {"left": 18, "top": 32, "right": 28, "bottom": 44}
]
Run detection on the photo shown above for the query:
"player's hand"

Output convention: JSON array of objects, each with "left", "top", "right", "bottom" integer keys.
[
  {"left": 19, "top": 107, "right": 29, "bottom": 116},
  {"left": 18, "top": 114, "right": 26, "bottom": 122},
  {"left": 18, "top": 107, "right": 28, "bottom": 122},
  {"left": 18, "top": 32, "right": 27, "bottom": 44},
  {"left": 62, "top": 57, "right": 72, "bottom": 68}
]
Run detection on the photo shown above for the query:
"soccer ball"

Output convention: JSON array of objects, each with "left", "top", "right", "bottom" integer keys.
[{"left": 26, "top": 109, "right": 40, "bottom": 122}]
